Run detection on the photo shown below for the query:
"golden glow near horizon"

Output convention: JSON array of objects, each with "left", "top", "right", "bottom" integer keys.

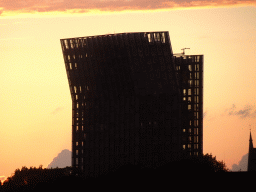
[{"left": 0, "top": 5, "right": 256, "bottom": 179}]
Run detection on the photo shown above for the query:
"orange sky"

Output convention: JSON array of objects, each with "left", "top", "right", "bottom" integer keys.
[{"left": 0, "top": 1, "right": 256, "bottom": 178}]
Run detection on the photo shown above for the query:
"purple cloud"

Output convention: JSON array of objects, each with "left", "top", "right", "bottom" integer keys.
[
  {"left": 227, "top": 104, "right": 256, "bottom": 119},
  {"left": 51, "top": 107, "right": 64, "bottom": 115}
]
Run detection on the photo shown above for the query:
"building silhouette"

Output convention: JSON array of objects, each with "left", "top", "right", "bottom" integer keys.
[
  {"left": 174, "top": 54, "right": 203, "bottom": 156},
  {"left": 248, "top": 131, "right": 256, "bottom": 171},
  {"left": 60, "top": 31, "right": 203, "bottom": 177}
]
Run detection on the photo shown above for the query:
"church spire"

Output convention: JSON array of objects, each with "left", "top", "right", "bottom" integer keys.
[
  {"left": 248, "top": 129, "right": 256, "bottom": 171},
  {"left": 250, "top": 130, "right": 253, "bottom": 150}
]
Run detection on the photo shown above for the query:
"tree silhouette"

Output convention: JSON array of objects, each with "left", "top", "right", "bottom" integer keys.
[
  {"left": 1, "top": 154, "right": 228, "bottom": 191},
  {"left": 167, "top": 153, "right": 229, "bottom": 173},
  {"left": 2, "top": 166, "right": 71, "bottom": 192}
]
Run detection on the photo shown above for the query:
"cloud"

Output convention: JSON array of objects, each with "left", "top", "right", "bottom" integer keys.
[
  {"left": 227, "top": 104, "right": 256, "bottom": 119},
  {"left": 47, "top": 149, "right": 71, "bottom": 168},
  {"left": 231, "top": 153, "right": 248, "bottom": 172},
  {"left": 51, "top": 107, "right": 64, "bottom": 115},
  {"left": 203, "top": 110, "right": 217, "bottom": 121},
  {"left": 0, "top": 0, "right": 255, "bottom": 16},
  {"left": 203, "top": 111, "right": 207, "bottom": 118}
]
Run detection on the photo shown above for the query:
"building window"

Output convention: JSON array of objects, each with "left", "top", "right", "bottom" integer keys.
[
  {"left": 161, "top": 32, "right": 166, "bottom": 43},
  {"left": 194, "top": 80, "right": 198, "bottom": 87},
  {"left": 154, "top": 32, "right": 161, "bottom": 42},
  {"left": 188, "top": 89, "right": 191, "bottom": 95},
  {"left": 194, "top": 112, "right": 199, "bottom": 119},
  {"left": 195, "top": 64, "right": 199, "bottom": 71},
  {"left": 147, "top": 33, "right": 152, "bottom": 42},
  {"left": 194, "top": 136, "right": 199, "bottom": 143},
  {"left": 194, "top": 96, "right": 199, "bottom": 103},
  {"left": 194, "top": 89, "right": 197, "bottom": 95},
  {"left": 195, "top": 87, "right": 199, "bottom": 94},
  {"left": 188, "top": 80, "right": 193, "bottom": 87}
]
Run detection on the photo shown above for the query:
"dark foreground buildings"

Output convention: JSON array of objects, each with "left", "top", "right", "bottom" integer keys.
[{"left": 60, "top": 31, "right": 203, "bottom": 177}]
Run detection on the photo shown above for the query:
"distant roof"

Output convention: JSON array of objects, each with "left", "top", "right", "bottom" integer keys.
[{"left": 60, "top": 31, "right": 169, "bottom": 40}]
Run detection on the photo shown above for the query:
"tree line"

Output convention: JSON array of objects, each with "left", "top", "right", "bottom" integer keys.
[
  {"left": 0, "top": 166, "right": 73, "bottom": 192},
  {"left": 0, "top": 153, "right": 229, "bottom": 191}
]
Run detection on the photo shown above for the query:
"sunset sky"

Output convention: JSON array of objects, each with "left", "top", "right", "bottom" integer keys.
[{"left": 0, "top": 0, "right": 256, "bottom": 178}]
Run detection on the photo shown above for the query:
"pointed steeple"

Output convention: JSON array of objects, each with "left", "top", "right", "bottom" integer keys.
[
  {"left": 250, "top": 130, "right": 253, "bottom": 150},
  {"left": 248, "top": 130, "right": 256, "bottom": 171}
]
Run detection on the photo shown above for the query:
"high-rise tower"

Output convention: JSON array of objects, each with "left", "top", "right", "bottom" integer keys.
[
  {"left": 174, "top": 55, "right": 203, "bottom": 156},
  {"left": 60, "top": 31, "right": 203, "bottom": 177}
]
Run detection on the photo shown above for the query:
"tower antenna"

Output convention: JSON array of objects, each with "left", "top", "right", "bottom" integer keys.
[{"left": 181, "top": 48, "right": 190, "bottom": 55}]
